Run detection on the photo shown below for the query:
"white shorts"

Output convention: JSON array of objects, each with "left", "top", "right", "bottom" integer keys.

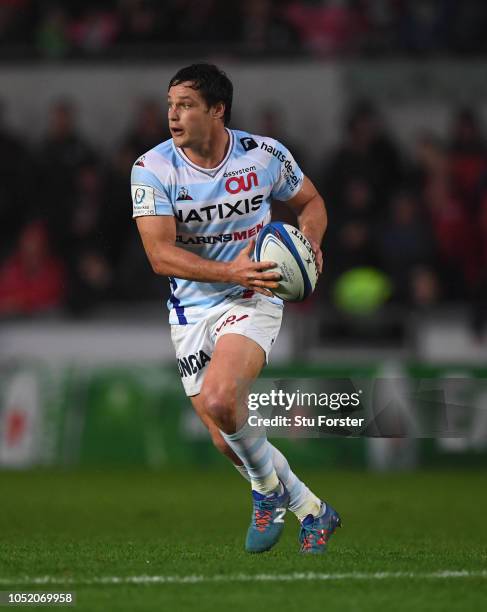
[{"left": 170, "top": 295, "right": 283, "bottom": 397}]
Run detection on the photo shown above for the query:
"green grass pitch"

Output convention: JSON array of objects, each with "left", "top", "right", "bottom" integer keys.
[{"left": 0, "top": 467, "right": 486, "bottom": 611}]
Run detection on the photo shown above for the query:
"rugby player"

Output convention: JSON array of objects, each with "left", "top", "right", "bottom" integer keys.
[{"left": 131, "top": 63, "right": 341, "bottom": 553}]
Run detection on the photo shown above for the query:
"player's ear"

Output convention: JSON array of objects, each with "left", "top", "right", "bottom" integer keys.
[{"left": 211, "top": 102, "right": 225, "bottom": 121}]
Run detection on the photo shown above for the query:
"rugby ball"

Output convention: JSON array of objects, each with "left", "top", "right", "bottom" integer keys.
[{"left": 254, "top": 222, "right": 318, "bottom": 302}]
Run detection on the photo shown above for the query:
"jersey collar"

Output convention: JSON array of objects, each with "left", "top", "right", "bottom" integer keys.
[{"left": 174, "top": 128, "right": 234, "bottom": 178}]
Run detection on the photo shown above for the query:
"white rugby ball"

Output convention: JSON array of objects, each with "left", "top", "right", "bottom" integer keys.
[{"left": 254, "top": 222, "right": 318, "bottom": 302}]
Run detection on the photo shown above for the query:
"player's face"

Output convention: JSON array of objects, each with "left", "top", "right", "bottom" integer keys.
[{"left": 167, "top": 82, "right": 214, "bottom": 148}]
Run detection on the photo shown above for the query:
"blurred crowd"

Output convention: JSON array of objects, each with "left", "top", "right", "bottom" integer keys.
[
  {"left": 0, "top": 97, "right": 171, "bottom": 316},
  {"left": 0, "top": 96, "right": 486, "bottom": 332},
  {"left": 2, "top": 0, "right": 487, "bottom": 59},
  {"left": 316, "top": 103, "right": 487, "bottom": 337}
]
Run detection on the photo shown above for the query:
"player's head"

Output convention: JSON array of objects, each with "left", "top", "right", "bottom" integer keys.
[{"left": 167, "top": 63, "right": 233, "bottom": 147}]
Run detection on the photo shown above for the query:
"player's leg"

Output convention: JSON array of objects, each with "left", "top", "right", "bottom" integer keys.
[
  {"left": 171, "top": 314, "right": 254, "bottom": 475},
  {"left": 198, "top": 332, "right": 281, "bottom": 493},
  {"left": 172, "top": 299, "right": 340, "bottom": 552},
  {"left": 190, "top": 397, "right": 321, "bottom": 520},
  {"left": 199, "top": 332, "right": 341, "bottom": 553},
  {"left": 190, "top": 333, "right": 340, "bottom": 553},
  {"left": 197, "top": 298, "right": 320, "bottom": 513},
  {"left": 198, "top": 332, "right": 292, "bottom": 552},
  {"left": 190, "top": 392, "right": 323, "bottom": 518}
]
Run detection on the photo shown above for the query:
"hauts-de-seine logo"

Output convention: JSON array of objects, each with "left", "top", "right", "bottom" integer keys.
[{"left": 177, "top": 187, "right": 193, "bottom": 201}]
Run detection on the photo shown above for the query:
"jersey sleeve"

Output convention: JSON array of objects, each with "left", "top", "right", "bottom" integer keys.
[
  {"left": 266, "top": 140, "right": 304, "bottom": 201},
  {"left": 131, "top": 163, "right": 174, "bottom": 218}
]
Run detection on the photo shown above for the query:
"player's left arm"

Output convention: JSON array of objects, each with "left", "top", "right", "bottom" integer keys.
[{"left": 283, "top": 175, "right": 327, "bottom": 273}]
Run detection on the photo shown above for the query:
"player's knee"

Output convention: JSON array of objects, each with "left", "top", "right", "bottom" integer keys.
[{"left": 200, "top": 383, "right": 236, "bottom": 432}]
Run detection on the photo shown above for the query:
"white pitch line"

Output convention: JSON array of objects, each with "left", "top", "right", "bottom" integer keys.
[{"left": 0, "top": 570, "right": 486, "bottom": 586}]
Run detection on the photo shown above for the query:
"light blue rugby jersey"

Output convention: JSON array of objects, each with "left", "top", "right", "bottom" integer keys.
[{"left": 131, "top": 128, "right": 304, "bottom": 325}]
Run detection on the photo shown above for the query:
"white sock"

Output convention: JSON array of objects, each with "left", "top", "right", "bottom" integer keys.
[
  {"left": 234, "top": 464, "right": 251, "bottom": 482},
  {"left": 270, "top": 443, "right": 322, "bottom": 520},
  {"left": 234, "top": 462, "right": 282, "bottom": 497},
  {"left": 250, "top": 472, "right": 280, "bottom": 496},
  {"left": 230, "top": 438, "right": 321, "bottom": 518},
  {"left": 295, "top": 498, "right": 324, "bottom": 522},
  {"left": 220, "top": 426, "right": 279, "bottom": 495}
]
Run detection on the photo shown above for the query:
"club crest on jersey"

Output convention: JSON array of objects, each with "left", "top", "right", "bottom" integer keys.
[
  {"left": 177, "top": 350, "right": 211, "bottom": 378},
  {"left": 177, "top": 187, "right": 193, "bottom": 201}
]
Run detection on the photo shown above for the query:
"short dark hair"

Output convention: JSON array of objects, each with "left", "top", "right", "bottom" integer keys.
[{"left": 169, "top": 63, "right": 233, "bottom": 126}]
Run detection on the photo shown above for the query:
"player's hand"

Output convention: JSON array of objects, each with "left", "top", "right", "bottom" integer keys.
[
  {"left": 226, "top": 240, "right": 281, "bottom": 297},
  {"left": 305, "top": 236, "right": 323, "bottom": 274}
]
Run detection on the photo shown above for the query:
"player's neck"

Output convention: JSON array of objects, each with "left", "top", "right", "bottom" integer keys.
[{"left": 182, "top": 127, "right": 229, "bottom": 169}]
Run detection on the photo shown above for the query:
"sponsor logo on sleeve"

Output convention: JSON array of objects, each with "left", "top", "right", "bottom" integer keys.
[
  {"left": 131, "top": 184, "right": 156, "bottom": 216},
  {"left": 260, "top": 141, "right": 301, "bottom": 192},
  {"left": 240, "top": 136, "right": 258, "bottom": 152}
]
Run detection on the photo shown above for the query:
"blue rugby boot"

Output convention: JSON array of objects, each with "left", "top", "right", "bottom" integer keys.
[
  {"left": 299, "top": 502, "right": 342, "bottom": 554},
  {"left": 245, "top": 486, "right": 290, "bottom": 553}
]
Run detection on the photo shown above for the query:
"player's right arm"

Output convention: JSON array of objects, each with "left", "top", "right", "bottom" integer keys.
[{"left": 136, "top": 215, "right": 280, "bottom": 297}]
